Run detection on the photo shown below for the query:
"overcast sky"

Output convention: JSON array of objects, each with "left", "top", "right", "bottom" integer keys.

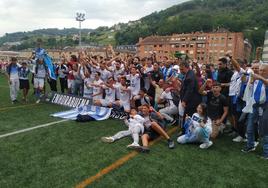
[{"left": 0, "top": 0, "right": 189, "bottom": 37}]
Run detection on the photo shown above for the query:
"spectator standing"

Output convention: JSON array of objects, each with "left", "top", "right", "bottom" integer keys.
[
  {"left": 56, "top": 58, "right": 68, "bottom": 93},
  {"left": 217, "top": 57, "right": 233, "bottom": 97},
  {"left": 251, "top": 64, "right": 268, "bottom": 159},
  {"left": 179, "top": 61, "right": 202, "bottom": 118},
  {"left": 6, "top": 57, "right": 20, "bottom": 104},
  {"left": 67, "top": 55, "right": 78, "bottom": 94}
]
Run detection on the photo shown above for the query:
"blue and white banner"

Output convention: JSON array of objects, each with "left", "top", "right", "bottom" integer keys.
[
  {"left": 51, "top": 105, "right": 112, "bottom": 121},
  {"left": 44, "top": 54, "right": 57, "bottom": 80},
  {"left": 42, "top": 92, "right": 92, "bottom": 108}
]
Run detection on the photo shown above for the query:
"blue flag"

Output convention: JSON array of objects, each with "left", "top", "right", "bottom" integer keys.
[{"left": 44, "top": 54, "right": 56, "bottom": 80}]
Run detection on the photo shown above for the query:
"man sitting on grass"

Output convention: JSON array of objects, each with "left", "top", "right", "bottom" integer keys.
[
  {"left": 101, "top": 109, "right": 145, "bottom": 149},
  {"left": 139, "top": 104, "right": 175, "bottom": 152}
]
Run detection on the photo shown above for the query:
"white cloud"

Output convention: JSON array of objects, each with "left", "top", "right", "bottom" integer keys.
[{"left": 0, "top": 0, "right": 189, "bottom": 37}]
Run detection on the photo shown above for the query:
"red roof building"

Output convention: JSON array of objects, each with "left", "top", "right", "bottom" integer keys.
[{"left": 137, "top": 29, "right": 251, "bottom": 64}]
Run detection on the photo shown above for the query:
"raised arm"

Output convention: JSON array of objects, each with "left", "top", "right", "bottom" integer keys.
[
  {"left": 253, "top": 73, "right": 268, "bottom": 86},
  {"left": 230, "top": 58, "right": 241, "bottom": 72},
  {"left": 226, "top": 51, "right": 241, "bottom": 72},
  {"left": 199, "top": 80, "right": 208, "bottom": 95}
]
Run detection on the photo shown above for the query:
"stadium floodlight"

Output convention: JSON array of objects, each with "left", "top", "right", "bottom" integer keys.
[{"left": 75, "top": 11, "right": 86, "bottom": 47}]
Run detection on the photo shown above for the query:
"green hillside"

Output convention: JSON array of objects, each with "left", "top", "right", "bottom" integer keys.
[
  {"left": 0, "top": 27, "right": 117, "bottom": 50},
  {"left": 115, "top": 0, "right": 268, "bottom": 47}
]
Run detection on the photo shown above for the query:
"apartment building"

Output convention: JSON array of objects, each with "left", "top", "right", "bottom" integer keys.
[{"left": 137, "top": 29, "right": 251, "bottom": 64}]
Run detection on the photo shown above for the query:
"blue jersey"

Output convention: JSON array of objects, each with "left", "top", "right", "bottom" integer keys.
[
  {"left": 18, "top": 67, "right": 30, "bottom": 80},
  {"left": 35, "top": 48, "right": 46, "bottom": 59},
  {"left": 162, "top": 67, "right": 173, "bottom": 81},
  {"left": 7, "top": 63, "right": 19, "bottom": 79}
]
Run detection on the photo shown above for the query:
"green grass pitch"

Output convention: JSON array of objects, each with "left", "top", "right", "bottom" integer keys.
[{"left": 0, "top": 74, "right": 268, "bottom": 188}]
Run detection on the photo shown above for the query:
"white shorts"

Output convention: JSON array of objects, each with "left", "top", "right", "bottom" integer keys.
[
  {"left": 34, "top": 78, "right": 45, "bottom": 88},
  {"left": 131, "top": 88, "right": 139, "bottom": 97},
  {"left": 68, "top": 79, "right": 74, "bottom": 89},
  {"left": 93, "top": 95, "right": 103, "bottom": 101},
  {"left": 83, "top": 93, "right": 92, "bottom": 99},
  {"left": 116, "top": 101, "right": 130, "bottom": 112},
  {"left": 100, "top": 99, "right": 113, "bottom": 107}
]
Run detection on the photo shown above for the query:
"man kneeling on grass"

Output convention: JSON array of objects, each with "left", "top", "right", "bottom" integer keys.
[
  {"left": 101, "top": 109, "right": 145, "bottom": 149},
  {"left": 199, "top": 81, "right": 229, "bottom": 139}
]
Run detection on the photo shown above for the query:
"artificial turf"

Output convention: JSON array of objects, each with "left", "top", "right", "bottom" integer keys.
[{"left": 0, "top": 74, "right": 267, "bottom": 188}]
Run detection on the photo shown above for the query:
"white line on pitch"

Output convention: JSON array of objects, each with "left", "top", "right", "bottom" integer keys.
[{"left": 0, "top": 119, "right": 69, "bottom": 139}]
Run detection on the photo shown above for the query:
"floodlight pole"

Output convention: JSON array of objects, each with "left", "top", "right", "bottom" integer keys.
[
  {"left": 76, "top": 12, "right": 86, "bottom": 47},
  {"left": 79, "top": 21, "right": 82, "bottom": 47}
]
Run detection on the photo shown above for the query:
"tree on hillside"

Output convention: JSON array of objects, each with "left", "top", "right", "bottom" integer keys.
[{"left": 115, "top": 0, "right": 268, "bottom": 46}]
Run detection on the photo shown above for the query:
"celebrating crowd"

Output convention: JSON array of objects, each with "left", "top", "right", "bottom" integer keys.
[{"left": 2, "top": 43, "right": 268, "bottom": 160}]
